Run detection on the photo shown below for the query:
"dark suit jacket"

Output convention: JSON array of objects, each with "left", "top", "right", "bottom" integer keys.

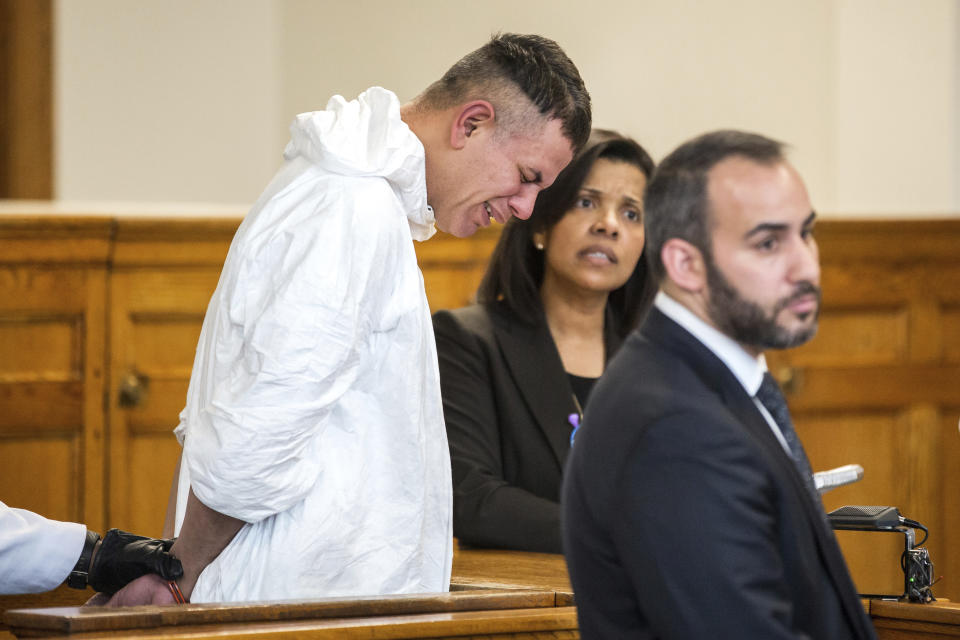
[
  {"left": 433, "top": 302, "right": 620, "bottom": 553},
  {"left": 562, "top": 307, "right": 876, "bottom": 639}
]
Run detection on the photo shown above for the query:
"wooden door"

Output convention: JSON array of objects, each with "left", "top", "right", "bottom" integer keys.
[{"left": 106, "top": 217, "right": 237, "bottom": 536}]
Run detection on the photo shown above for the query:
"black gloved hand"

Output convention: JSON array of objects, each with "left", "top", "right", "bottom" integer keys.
[{"left": 87, "top": 529, "right": 183, "bottom": 595}]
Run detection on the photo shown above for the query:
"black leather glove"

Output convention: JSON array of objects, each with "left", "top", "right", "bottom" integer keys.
[{"left": 87, "top": 529, "right": 184, "bottom": 594}]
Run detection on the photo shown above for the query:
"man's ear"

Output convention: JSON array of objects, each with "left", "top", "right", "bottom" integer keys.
[
  {"left": 661, "top": 238, "right": 707, "bottom": 293},
  {"left": 450, "top": 100, "right": 495, "bottom": 149}
]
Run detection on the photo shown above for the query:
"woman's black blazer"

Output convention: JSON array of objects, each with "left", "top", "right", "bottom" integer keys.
[{"left": 432, "top": 301, "right": 620, "bottom": 553}]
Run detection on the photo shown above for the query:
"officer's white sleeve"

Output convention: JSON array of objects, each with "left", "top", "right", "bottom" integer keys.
[{"left": 0, "top": 501, "right": 86, "bottom": 594}]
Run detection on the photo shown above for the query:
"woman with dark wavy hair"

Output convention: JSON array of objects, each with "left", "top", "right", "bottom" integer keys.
[{"left": 433, "top": 129, "right": 656, "bottom": 552}]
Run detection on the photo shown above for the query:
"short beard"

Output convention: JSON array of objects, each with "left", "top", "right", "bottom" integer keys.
[{"left": 705, "top": 257, "right": 821, "bottom": 351}]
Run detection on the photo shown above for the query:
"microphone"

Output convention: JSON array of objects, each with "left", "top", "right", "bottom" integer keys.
[{"left": 814, "top": 463, "right": 864, "bottom": 494}]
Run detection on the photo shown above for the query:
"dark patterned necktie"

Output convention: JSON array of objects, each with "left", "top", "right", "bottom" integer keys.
[{"left": 756, "top": 372, "right": 821, "bottom": 505}]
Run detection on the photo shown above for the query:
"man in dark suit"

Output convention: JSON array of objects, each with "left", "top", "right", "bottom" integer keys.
[{"left": 562, "top": 130, "right": 876, "bottom": 639}]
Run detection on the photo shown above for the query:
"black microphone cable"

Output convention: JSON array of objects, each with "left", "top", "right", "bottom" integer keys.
[{"left": 898, "top": 516, "right": 928, "bottom": 546}]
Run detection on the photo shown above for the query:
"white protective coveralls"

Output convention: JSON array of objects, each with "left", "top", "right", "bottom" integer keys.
[
  {"left": 0, "top": 502, "right": 86, "bottom": 594},
  {"left": 173, "top": 87, "right": 453, "bottom": 602}
]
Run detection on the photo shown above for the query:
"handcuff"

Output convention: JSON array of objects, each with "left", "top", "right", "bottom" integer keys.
[
  {"left": 167, "top": 580, "right": 187, "bottom": 603},
  {"left": 66, "top": 530, "right": 101, "bottom": 589},
  {"left": 66, "top": 528, "right": 187, "bottom": 603}
]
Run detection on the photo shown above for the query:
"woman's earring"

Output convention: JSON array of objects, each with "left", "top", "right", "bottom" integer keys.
[{"left": 535, "top": 242, "right": 544, "bottom": 250}]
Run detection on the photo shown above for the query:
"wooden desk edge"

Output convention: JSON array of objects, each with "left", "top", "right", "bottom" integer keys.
[
  {"left": 3, "top": 588, "right": 568, "bottom": 635},
  {"left": 868, "top": 598, "right": 960, "bottom": 626},
  {"left": 5, "top": 607, "right": 580, "bottom": 640}
]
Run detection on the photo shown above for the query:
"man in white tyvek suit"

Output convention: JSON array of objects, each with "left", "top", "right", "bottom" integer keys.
[{"left": 114, "top": 33, "right": 591, "bottom": 604}]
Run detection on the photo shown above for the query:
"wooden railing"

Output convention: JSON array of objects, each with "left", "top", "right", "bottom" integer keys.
[
  {"left": 0, "top": 207, "right": 958, "bottom": 605},
  {"left": 3, "top": 550, "right": 959, "bottom": 639}
]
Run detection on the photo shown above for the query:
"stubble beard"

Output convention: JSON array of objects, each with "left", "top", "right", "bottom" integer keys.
[{"left": 704, "top": 257, "right": 821, "bottom": 351}]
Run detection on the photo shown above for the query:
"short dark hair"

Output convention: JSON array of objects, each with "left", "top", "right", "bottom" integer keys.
[
  {"left": 477, "top": 129, "right": 656, "bottom": 339},
  {"left": 419, "top": 33, "right": 592, "bottom": 151},
  {"left": 643, "top": 129, "right": 786, "bottom": 283}
]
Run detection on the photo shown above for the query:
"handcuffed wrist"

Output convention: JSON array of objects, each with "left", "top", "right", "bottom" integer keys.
[{"left": 66, "top": 530, "right": 101, "bottom": 589}]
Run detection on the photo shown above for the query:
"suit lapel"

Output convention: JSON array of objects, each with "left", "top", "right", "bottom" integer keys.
[
  {"left": 644, "top": 309, "right": 873, "bottom": 639},
  {"left": 490, "top": 308, "right": 577, "bottom": 468},
  {"left": 721, "top": 375, "right": 873, "bottom": 638},
  {"left": 646, "top": 309, "right": 824, "bottom": 520}
]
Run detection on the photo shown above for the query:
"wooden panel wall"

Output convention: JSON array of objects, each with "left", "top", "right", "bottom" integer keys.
[
  {"left": 0, "top": 213, "right": 957, "bottom": 604},
  {"left": 106, "top": 219, "right": 239, "bottom": 535},
  {"left": 767, "top": 220, "right": 960, "bottom": 602},
  {"left": 417, "top": 229, "right": 500, "bottom": 311},
  {"left": 0, "top": 217, "right": 112, "bottom": 532}
]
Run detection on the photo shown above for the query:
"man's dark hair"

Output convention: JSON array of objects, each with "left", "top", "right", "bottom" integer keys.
[
  {"left": 478, "top": 129, "right": 656, "bottom": 339},
  {"left": 419, "top": 33, "right": 592, "bottom": 151},
  {"left": 643, "top": 130, "right": 786, "bottom": 283}
]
